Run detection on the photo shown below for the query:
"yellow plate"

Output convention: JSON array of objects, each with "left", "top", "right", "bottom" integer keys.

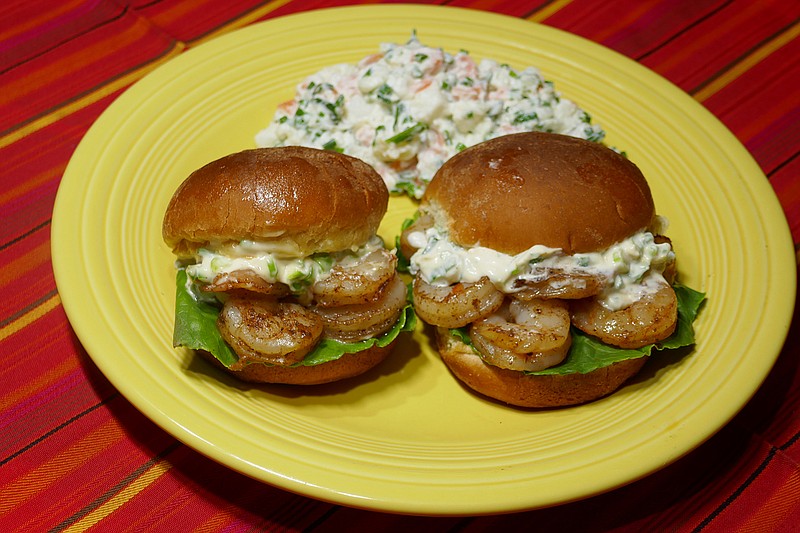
[{"left": 52, "top": 5, "right": 795, "bottom": 515}]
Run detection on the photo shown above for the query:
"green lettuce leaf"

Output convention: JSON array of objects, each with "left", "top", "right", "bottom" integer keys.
[
  {"left": 656, "top": 283, "right": 706, "bottom": 350},
  {"left": 449, "top": 282, "right": 705, "bottom": 376},
  {"left": 296, "top": 304, "right": 416, "bottom": 366},
  {"left": 172, "top": 269, "right": 417, "bottom": 369},
  {"left": 173, "top": 269, "right": 238, "bottom": 367}
]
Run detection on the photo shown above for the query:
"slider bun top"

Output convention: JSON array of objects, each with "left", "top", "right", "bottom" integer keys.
[
  {"left": 162, "top": 147, "right": 389, "bottom": 257},
  {"left": 421, "top": 132, "right": 656, "bottom": 255}
]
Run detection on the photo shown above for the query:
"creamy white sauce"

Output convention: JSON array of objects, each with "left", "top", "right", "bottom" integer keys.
[
  {"left": 408, "top": 225, "right": 675, "bottom": 310},
  {"left": 255, "top": 35, "right": 605, "bottom": 198},
  {"left": 186, "top": 235, "right": 385, "bottom": 292}
]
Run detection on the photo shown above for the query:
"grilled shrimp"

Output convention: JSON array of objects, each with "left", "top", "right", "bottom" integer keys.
[
  {"left": 571, "top": 281, "right": 678, "bottom": 349},
  {"left": 413, "top": 276, "right": 504, "bottom": 328},
  {"left": 312, "top": 249, "right": 397, "bottom": 307},
  {"left": 217, "top": 296, "right": 324, "bottom": 367},
  {"left": 313, "top": 275, "right": 408, "bottom": 343},
  {"left": 511, "top": 270, "right": 606, "bottom": 300},
  {"left": 469, "top": 298, "right": 572, "bottom": 372},
  {"left": 202, "top": 269, "right": 290, "bottom": 297}
]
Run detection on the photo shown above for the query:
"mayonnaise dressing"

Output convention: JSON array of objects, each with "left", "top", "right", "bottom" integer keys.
[
  {"left": 185, "top": 235, "right": 386, "bottom": 293},
  {"left": 407, "top": 225, "right": 675, "bottom": 310}
]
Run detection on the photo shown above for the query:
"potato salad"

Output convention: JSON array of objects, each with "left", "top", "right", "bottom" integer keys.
[{"left": 255, "top": 35, "right": 606, "bottom": 198}]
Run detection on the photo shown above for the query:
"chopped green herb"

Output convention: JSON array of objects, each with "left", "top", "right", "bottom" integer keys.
[
  {"left": 514, "top": 112, "right": 538, "bottom": 124},
  {"left": 386, "top": 123, "right": 427, "bottom": 143},
  {"left": 393, "top": 180, "right": 422, "bottom": 198},
  {"left": 376, "top": 84, "right": 396, "bottom": 105},
  {"left": 312, "top": 253, "right": 334, "bottom": 272},
  {"left": 287, "top": 265, "right": 315, "bottom": 292},
  {"left": 322, "top": 139, "right": 344, "bottom": 153},
  {"left": 266, "top": 258, "right": 278, "bottom": 278}
]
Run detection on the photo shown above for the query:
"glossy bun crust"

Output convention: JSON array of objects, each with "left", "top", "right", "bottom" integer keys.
[
  {"left": 422, "top": 132, "right": 655, "bottom": 255},
  {"left": 162, "top": 147, "right": 389, "bottom": 257},
  {"left": 436, "top": 329, "right": 646, "bottom": 408}
]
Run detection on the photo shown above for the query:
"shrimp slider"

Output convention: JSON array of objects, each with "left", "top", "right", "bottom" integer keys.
[
  {"left": 400, "top": 132, "right": 703, "bottom": 407},
  {"left": 163, "top": 147, "right": 415, "bottom": 385}
]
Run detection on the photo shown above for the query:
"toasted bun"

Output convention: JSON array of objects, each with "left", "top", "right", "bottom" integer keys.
[
  {"left": 199, "top": 340, "right": 397, "bottom": 385},
  {"left": 422, "top": 132, "right": 655, "bottom": 255},
  {"left": 435, "top": 328, "right": 646, "bottom": 408},
  {"left": 163, "top": 147, "right": 388, "bottom": 257}
]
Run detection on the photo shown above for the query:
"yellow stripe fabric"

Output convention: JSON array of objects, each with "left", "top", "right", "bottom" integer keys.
[
  {"left": 695, "top": 22, "right": 800, "bottom": 102},
  {"left": 62, "top": 458, "right": 174, "bottom": 532},
  {"left": 0, "top": 293, "right": 60, "bottom": 343}
]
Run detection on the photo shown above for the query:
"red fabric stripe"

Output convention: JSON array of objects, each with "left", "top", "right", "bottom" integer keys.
[
  {"left": 1, "top": 398, "right": 176, "bottom": 531},
  {"left": 252, "top": 0, "right": 427, "bottom": 21},
  {"left": 0, "top": 0, "right": 103, "bottom": 62},
  {"left": 0, "top": 1, "right": 797, "bottom": 530},
  {"left": 0, "top": 8, "right": 176, "bottom": 134},
  {"left": 689, "top": 441, "right": 800, "bottom": 532},
  {"left": 771, "top": 155, "right": 800, "bottom": 246},
  {"left": 639, "top": 0, "right": 800, "bottom": 92},
  {"left": 131, "top": 0, "right": 277, "bottom": 42},
  {"left": 448, "top": 0, "right": 552, "bottom": 18},
  {"left": 0, "top": 88, "right": 122, "bottom": 238},
  {"left": 0, "top": 230, "right": 51, "bottom": 292},
  {"left": 737, "top": 451, "right": 800, "bottom": 532},
  {"left": 0, "top": 93, "right": 126, "bottom": 301},
  {"left": 702, "top": 36, "right": 800, "bottom": 166},
  {"left": 94, "top": 444, "right": 332, "bottom": 531},
  {"left": 0, "top": 309, "right": 107, "bottom": 454},
  {"left": 541, "top": 0, "right": 723, "bottom": 55},
  {"left": 0, "top": 249, "right": 55, "bottom": 328}
]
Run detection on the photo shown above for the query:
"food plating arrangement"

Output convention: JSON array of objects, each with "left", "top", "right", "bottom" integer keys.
[{"left": 165, "top": 37, "right": 704, "bottom": 408}]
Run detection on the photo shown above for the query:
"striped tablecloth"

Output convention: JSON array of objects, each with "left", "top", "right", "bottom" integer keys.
[{"left": 2, "top": 1, "right": 798, "bottom": 530}]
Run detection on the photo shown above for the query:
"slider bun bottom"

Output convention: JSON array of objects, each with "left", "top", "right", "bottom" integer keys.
[
  {"left": 435, "top": 328, "right": 647, "bottom": 408},
  {"left": 198, "top": 341, "right": 396, "bottom": 385}
]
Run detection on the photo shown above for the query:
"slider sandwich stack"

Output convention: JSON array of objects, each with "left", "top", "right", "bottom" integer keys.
[
  {"left": 163, "top": 147, "right": 415, "bottom": 385},
  {"left": 400, "top": 132, "right": 704, "bottom": 407}
]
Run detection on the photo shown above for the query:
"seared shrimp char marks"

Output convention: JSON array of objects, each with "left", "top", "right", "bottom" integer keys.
[
  {"left": 313, "top": 275, "right": 408, "bottom": 343},
  {"left": 571, "top": 281, "right": 677, "bottom": 349},
  {"left": 217, "top": 297, "right": 324, "bottom": 368},
  {"left": 202, "top": 269, "right": 290, "bottom": 297},
  {"left": 312, "top": 249, "right": 397, "bottom": 307},
  {"left": 413, "top": 276, "right": 504, "bottom": 329},
  {"left": 470, "top": 298, "right": 572, "bottom": 372},
  {"left": 512, "top": 270, "right": 606, "bottom": 300}
]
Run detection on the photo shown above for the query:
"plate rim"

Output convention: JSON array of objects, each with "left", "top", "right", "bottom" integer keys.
[{"left": 51, "top": 4, "right": 797, "bottom": 516}]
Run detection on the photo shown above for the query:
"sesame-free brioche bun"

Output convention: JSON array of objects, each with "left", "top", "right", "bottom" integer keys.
[
  {"left": 199, "top": 341, "right": 397, "bottom": 385},
  {"left": 435, "top": 329, "right": 646, "bottom": 408},
  {"left": 422, "top": 132, "right": 655, "bottom": 255},
  {"left": 163, "top": 147, "right": 389, "bottom": 257}
]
